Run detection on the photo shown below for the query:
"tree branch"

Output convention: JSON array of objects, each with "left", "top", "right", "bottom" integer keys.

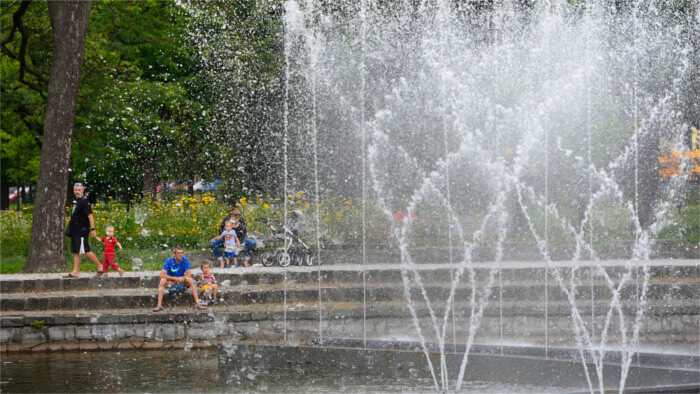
[{"left": 1, "top": 0, "right": 48, "bottom": 98}]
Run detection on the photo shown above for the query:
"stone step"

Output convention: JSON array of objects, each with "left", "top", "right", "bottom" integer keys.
[
  {"left": 1, "top": 260, "right": 696, "bottom": 293},
  {"left": 1, "top": 298, "right": 697, "bottom": 330},
  {"left": 0, "top": 276, "right": 696, "bottom": 312}
]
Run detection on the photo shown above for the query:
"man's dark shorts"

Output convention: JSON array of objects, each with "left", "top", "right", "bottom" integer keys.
[
  {"left": 166, "top": 282, "right": 187, "bottom": 294},
  {"left": 70, "top": 236, "right": 91, "bottom": 254}
]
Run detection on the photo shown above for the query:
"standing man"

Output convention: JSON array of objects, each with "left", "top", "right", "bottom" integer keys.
[
  {"left": 153, "top": 247, "right": 204, "bottom": 311},
  {"left": 231, "top": 208, "right": 256, "bottom": 268},
  {"left": 64, "top": 182, "right": 104, "bottom": 277}
]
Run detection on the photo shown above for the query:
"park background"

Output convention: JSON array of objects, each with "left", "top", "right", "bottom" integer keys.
[{"left": 1, "top": 1, "right": 699, "bottom": 274}]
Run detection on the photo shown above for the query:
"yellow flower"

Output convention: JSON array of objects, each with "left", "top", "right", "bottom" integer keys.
[
  {"left": 304, "top": 202, "right": 310, "bottom": 208},
  {"left": 263, "top": 204, "right": 270, "bottom": 209}
]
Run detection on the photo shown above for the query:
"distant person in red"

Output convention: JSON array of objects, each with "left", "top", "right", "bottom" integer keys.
[
  {"left": 94, "top": 225, "right": 124, "bottom": 277},
  {"left": 395, "top": 207, "right": 416, "bottom": 227}
]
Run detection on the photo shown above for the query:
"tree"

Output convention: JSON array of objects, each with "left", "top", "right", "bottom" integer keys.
[
  {"left": 1, "top": 0, "right": 52, "bottom": 210},
  {"left": 24, "top": 1, "right": 92, "bottom": 273}
]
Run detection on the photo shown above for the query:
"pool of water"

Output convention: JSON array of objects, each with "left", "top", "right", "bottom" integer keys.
[{"left": 1, "top": 349, "right": 570, "bottom": 393}]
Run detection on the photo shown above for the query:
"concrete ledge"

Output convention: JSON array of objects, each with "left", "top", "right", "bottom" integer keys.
[
  {"left": 1, "top": 304, "right": 697, "bottom": 355},
  {"left": 1, "top": 280, "right": 696, "bottom": 312}
]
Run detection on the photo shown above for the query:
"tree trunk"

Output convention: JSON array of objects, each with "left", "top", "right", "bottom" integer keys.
[
  {"left": 637, "top": 130, "right": 660, "bottom": 230},
  {"left": 16, "top": 153, "right": 21, "bottom": 211},
  {"left": 0, "top": 167, "right": 9, "bottom": 210},
  {"left": 24, "top": 1, "right": 92, "bottom": 273},
  {"left": 187, "top": 176, "right": 194, "bottom": 196},
  {"left": 141, "top": 157, "right": 158, "bottom": 199}
]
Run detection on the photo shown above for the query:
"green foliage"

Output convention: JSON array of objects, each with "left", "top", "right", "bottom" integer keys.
[
  {"left": 0, "top": 209, "right": 32, "bottom": 257},
  {"left": 2, "top": 1, "right": 285, "bottom": 205},
  {"left": 0, "top": 1, "right": 51, "bottom": 190},
  {"left": 30, "top": 320, "right": 45, "bottom": 330}
]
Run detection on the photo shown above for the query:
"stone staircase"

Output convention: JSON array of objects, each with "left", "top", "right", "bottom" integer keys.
[{"left": 1, "top": 260, "right": 697, "bottom": 354}]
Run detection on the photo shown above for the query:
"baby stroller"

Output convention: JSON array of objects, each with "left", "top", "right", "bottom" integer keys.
[{"left": 255, "top": 210, "right": 314, "bottom": 267}]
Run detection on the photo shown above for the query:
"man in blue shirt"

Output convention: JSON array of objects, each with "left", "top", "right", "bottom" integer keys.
[{"left": 153, "top": 247, "right": 205, "bottom": 311}]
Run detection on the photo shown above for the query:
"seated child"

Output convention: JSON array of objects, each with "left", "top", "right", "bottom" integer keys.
[
  {"left": 94, "top": 225, "right": 124, "bottom": 277},
  {"left": 198, "top": 261, "right": 218, "bottom": 306},
  {"left": 209, "top": 220, "right": 240, "bottom": 268}
]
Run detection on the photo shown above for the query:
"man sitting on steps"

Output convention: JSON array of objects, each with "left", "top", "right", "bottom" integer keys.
[{"left": 153, "top": 247, "right": 205, "bottom": 312}]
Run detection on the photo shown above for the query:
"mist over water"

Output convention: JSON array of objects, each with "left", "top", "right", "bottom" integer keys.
[{"left": 283, "top": 0, "right": 697, "bottom": 391}]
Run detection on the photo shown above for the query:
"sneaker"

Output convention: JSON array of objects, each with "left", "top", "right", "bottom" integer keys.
[
  {"left": 200, "top": 300, "right": 208, "bottom": 306},
  {"left": 232, "top": 265, "right": 238, "bottom": 268},
  {"left": 212, "top": 300, "right": 218, "bottom": 306},
  {"left": 225, "top": 265, "right": 230, "bottom": 268}
]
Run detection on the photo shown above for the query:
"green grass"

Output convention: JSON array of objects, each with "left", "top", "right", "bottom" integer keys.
[
  {"left": 0, "top": 256, "right": 26, "bottom": 274},
  {"left": 0, "top": 248, "right": 194, "bottom": 274}
]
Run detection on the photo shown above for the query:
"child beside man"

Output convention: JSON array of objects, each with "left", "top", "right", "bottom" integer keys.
[{"left": 93, "top": 225, "right": 124, "bottom": 277}]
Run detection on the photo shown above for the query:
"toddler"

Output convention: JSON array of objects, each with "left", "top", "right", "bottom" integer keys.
[
  {"left": 210, "top": 221, "right": 240, "bottom": 268},
  {"left": 198, "top": 261, "right": 218, "bottom": 306},
  {"left": 95, "top": 225, "right": 124, "bottom": 276}
]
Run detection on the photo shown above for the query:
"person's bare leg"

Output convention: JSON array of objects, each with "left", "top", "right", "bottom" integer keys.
[
  {"left": 153, "top": 278, "right": 168, "bottom": 311},
  {"left": 85, "top": 252, "right": 103, "bottom": 272},
  {"left": 70, "top": 254, "right": 81, "bottom": 275},
  {"left": 188, "top": 279, "right": 201, "bottom": 306},
  {"left": 212, "top": 284, "right": 218, "bottom": 302}
]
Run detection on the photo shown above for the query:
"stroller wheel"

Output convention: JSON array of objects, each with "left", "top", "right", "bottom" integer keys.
[
  {"left": 261, "top": 252, "right": 275, "bottom": 267},
  {"left": 277, "top": 251, "right": 291, "bottom": 267},
  {"left": 292, "top": 252, "right": 305, "bottom": 266},
  {"left": 305, "top": 254, "right": 313, "bottom": 266}
]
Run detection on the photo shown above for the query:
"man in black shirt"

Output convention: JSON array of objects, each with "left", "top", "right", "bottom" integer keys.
[{"left": 64, "top": 183, "right": 104, "bottom": 277}]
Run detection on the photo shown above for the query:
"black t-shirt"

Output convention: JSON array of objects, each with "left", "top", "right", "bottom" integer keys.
[
  {"left": 219, "top": 216, "right": 248, "bottom": 240},
  {"left": 235, "top": 218, "right": 248, "bottom": 240},
  {"left": 69, "top": 197, "right": 92, "bottom": 237}
]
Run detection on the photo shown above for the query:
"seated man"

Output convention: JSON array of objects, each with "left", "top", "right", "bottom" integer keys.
[{"left": 153, "top": 247, "right": 205, "bottom": 311}]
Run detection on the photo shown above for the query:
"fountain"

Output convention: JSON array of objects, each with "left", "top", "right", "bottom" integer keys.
[{"left": 220, "top": 0, "right": 698, "bottom": 392}]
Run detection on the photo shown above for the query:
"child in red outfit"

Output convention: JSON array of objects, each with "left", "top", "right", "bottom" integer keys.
[{"left": 95, "top": 225, "right": 124, "bottom": 277}]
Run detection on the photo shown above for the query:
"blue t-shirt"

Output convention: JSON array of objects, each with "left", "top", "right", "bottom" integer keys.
[
  {"left": 162, "top": 256, "right": 190, "bottom": 278},
  {"left": 221, "top": 230, "right": 238, "bottom": 249}
]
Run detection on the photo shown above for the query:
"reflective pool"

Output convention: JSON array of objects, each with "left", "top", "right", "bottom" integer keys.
[{"left": 1, "top": 349, "right": 568, "bottom": 392}]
